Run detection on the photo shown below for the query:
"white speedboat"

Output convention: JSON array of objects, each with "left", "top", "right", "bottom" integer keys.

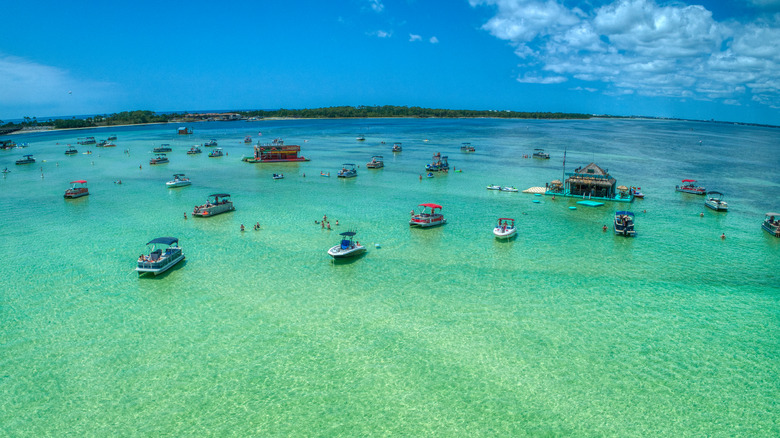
[
  {"left": 614, "top": 211, "right": 636, "bottom": 237},
  {"left": 493, "top": 218, "right": 517, "bottom": 239},
  {"left": 64, "top": 180, "right": 89, "bottom": 198},
  {"left": 705, "top": 191, "right": 728, "bottom": 211},
  {"left": 193, "top": 193, "right": 235, "bottom": 217},
  {"left": 409, "top": 203, "right": 446, "bottom": 228},
  {"left": 487, "top": 184, "right": 501, "bottom": 190},
  {"left": 327, "top": 231, "right": 367, "bottom": 258},
  {"left": 762, "top": 213, "right": 780, "bottom": 237},
  {"left": 136, "top": 237, "right": 185, "bottom": 276},
  {"left": 273, "top": 173, "right": 284, "bottom": 180},
  {"left": 500, "top": 186, "right": 518, "bottom": 192},
  {"left": 337, "top": 163, "right": 357, "bottom": 178},
  {"left": 166, "top": 173, "right": 191, "bottom": 188}
]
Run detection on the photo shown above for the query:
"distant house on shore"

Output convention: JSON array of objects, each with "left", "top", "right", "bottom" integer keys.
[{"left": 178, "top": 126, "right": 193, "bottom": 135}]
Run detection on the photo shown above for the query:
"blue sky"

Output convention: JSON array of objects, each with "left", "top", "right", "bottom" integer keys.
[{"left": 1, "top": 0, "right": 779, "bottom": 125}]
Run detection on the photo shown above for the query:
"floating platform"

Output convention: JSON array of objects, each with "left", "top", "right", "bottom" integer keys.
[
  {"left": 523, "top": 187, "right": 547, "bottom": 194},
  {"left": 577, "top": 200, "right": 605, "bottom": 207}
]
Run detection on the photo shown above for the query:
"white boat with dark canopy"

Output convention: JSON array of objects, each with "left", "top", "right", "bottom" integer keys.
[
  {"left": 193, "top": 193, "right": 235, "bottom": 217},
  {"left": 337, "top": 163, "right": 357, "bottom": 178},
  {"left": 493, "top": 218, "right": 516, "bottom": 239},
  {"left": 166, "top": 173, "right": 191, "bottom": 188},
  {"left": 409, "top": 203, "right": 446, "bottom": 228},
  {"left": 704, "top": 191, "right": 728, "bottom": 211},
  {"left": 614, "top": 211, "right": 636, "bottom": 237},
  {"left": 762, "top": 213, "right": 780, "bottom": 237},
  {"left": 136, "top": 237, "right": 185, "bottom": 276},
  {"left": 327, "top": 231, "right": 367, "bottom": 258}
]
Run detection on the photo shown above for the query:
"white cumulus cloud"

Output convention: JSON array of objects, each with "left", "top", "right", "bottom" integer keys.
[
  {"left": 409, "top": 33, "right": 422, "bottom": 42},
  {"left": 471, "top": 0, "right": 780, "bottom": 108},
  {"left": 430, "top": 36, "right": 439, "bottom": 43}
]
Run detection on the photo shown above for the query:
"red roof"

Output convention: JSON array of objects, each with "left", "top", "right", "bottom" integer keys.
[
  {"left": 70, "top": 180, "right": 87, "bottom": 183},
  {"left": 681, "top": 179, "right": 697, "bottom": 182},
  {"left": 498, "top": 218, "right": 515, "bottom": 221},
  {"left": 418, "top": 203, "right": 443, "bottom": 209}
]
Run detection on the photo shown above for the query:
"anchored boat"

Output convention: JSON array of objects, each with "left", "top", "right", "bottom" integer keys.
[
  {"left": 676, "top": 179, "right": 706, "bottom": 195},
  {"left": 614, "top": 211, "right": 636, "bottom": 237},
  {"left": 136, "top": 237, "right": 185, "bottom": 276},
  {"left": 193, "top": 193, "right": 235, "bottom": 217},
  {"left": 166, "top": 174, "right": 191, "bottom": 188},
  {"left": 762, "top": 213, "right": 780, "bottom": 237},
  {"left": 337, "top": 163, "right": 357, "bottom": 178},
  {"left": 493, "top": 218, "right": 517, "bottom": 239},
  {"left": 704, "top": 191, "right": 728, "bottom": 211},
  {"left": 409, "top": 203, "right": 446, "bottom": 228},
  {"left": 327, "top": 231, "right": 366, "bottom": 258},
  {"left": 15, "top": 154, "right": 35, "bottom": 165},
  {"left": 64, "top": 180, "right": 89, "bottom": 198},
  {"left": 149, "top": 153, "right": 169, "bottom": 165},
  {"left": 366, "top": 156, "right": 384, "bottom": 168},
  {"left": 532, "top": 148, "right": 550, "bottom": 159}
]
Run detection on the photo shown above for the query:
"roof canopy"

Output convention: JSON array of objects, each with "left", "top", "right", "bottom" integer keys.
[
  {"left": 340, "top": 231, "right": 356, "bottom": 237},
  {"left": 419, "top": 203, "right": 442, "bottom": 209},
  {"left": 498, "top": 218, "right": 515, "bottom": 221},
  {"left": 70, "top": 180, "right": 87, "bottom": 184},
  {"left": 766, "top": 212, "right": 780, "bottom": 217},
  {"left": 615, "top": 211, "right": 634, "bottom": 216},
  {"left": 209, "top": 193, "right": 231, "bottom": 198},
  {"left": 147, "top": 237, "right": 178, "bottom": 245},
  {"left": 682, "top": 179, "right": 697, "bottom": 182},
  {"left": 707, "top": 191, "right": 723, "bottom": 196}
]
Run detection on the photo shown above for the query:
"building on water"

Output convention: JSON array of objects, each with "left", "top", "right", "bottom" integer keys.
[{"left": 546, "top": 162, "right": 632, "bottom": 202}]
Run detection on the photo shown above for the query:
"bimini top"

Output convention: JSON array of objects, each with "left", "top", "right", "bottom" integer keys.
[
  {"left": 497, "top": 218, "right": 515, "bottom": 222},
  {"left": 707, "top": 191, "right": 724, "bottom": 196},
  {"left": 70, "top": 180, "right": 87, "bottom": 184},
  {"left": 340, "top": 231, "right": 356, "bottom": 237},
  {"left": 615, "top": 211, "right": 634, "bottom": 216},
  {"left": 419, "top": 203, "right": 443, "bottom": 209},
  {"left": 146, "top": 237, "right": 178, "bottom": 245},
  {"left": 766, "top": 212, "right": 780, "bottom": 217},
  {"left": 681, "top": 179, "right": 697, "bottom": 182},
  {"left": 209, "top": 193, "right": 231, "bottom": 198}
]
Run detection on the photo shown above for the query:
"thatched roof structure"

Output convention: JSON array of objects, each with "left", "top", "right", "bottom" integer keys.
[{"left": 566, "top": 163, "right": 617, "bottom": 197}]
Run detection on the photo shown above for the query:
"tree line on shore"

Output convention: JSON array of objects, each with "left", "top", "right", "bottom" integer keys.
[{"left": 0, "top": 106, "right": 591, "bottom": 132}]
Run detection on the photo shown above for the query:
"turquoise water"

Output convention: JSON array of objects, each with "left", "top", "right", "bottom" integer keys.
[{"left": 1, "top": 118, "right": 778, "bottom": 436}]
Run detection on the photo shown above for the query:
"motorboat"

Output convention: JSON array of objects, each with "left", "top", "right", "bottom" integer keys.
[
  {"left": 486, "top": 184, "right": 501, "bottom": 190},
  {"left": 208, "top": 148, "right": 224, "bottom": 157},
  {"left": 103, "top": 141, "right": 116, "bottom": 147},
  {"left": 193, "top": 193, "right": 235, "bottom": 217},
  {"left": 704, "top": 191, "right": 728, "bottom": 211},
  {"left": 149, "top": 153, "right": 169, "bottom": 164},
  {"left": 152, "top": 144, "right": 172, "bottom": 153},
  {"left": 244, "top": 136, "right": 252, "bottom": 144},
  {"left": 366, "top": 156, "right": 384, "bottom": 168},
  {"left": 187, "top": 145, "right": 202, "bottom": 154},
  {"left": 327, "top": 231, "right": 367, "bottom": 258},
  {"left": 337, "top": 163, "right": 357, "bottom": 178},
  {"left": 426, "top": 172, "right": 434, "bottom": 178},
  {"left": 676, "top": 179, "right": 706, "bottom": 195},
  {"left": 762, "top": 213, "right": 780, "bottom": 237},
  {"left": 493, "top": 218, "right": 517, "bottom": 239},
  {"left": 425, "top": 152, "right": 449, "bottom": 172},
  {"left": 166, "top": 173, "right": 191, "bottom": 188},
  {"left": 78, "top": 136, "right": 96, "bottom": 145},
  {"left": 273, "top": 173, "right": 284, "bottom": 180},
  {"left": 97, "top": 140, "right": 108, "bottom": 147},
  {"left": 409, "top": 203, "right": 446, "bottom": 228},
  {"left": 461, "top": 142, "right": 476, "bottom": 152},
  {"left": 392, "top": 143, "right": 402, "bottom": 152},
  {"left": 65, "top": 146, "right": 78, "bottom": 155},
  {"left": 15, "top": 154, "right": 35, "bottom": 165},
  {"left": 614, "top": 211, "right": 636, "bottom": 237},
  {"left": 532, "top": 148, "right": 550, "bottom": 159},
  {"left": 630, "top": 186, "right": 644, "bottom": 198},
  {"left": 356, "top": 135, "right": 366, "bottom": 141},
  {"left": 500, "top": 186, "right": 518, "bottom": 192},
  {"left": 107, "top": 134, "right": 117, "bottom": 141},
  {"left": 204, "top": 139, "right": 218, "bottom": 147},
  {"left": 136, "top": 237, "right": 185, "bottom": 276},
  {"left": 64, "top": 180, "right": 89, "bottom": 198}
]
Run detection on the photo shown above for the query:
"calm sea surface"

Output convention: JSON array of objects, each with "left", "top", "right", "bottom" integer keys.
[{"left": 1, "top": 118, "right": 778, "bottom": 436}]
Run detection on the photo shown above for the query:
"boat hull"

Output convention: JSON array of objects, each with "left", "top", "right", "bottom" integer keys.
[
  {"left": 64, "top": 190, "right": 89, "bottom": 198},
  {"left": 136, "top": 253, "right": 185, "bottom": 276},
  {"left": 676, "top": 187, "right": 706, "bottom": 195},
  {"left": 762, "top": 222, "right": 780, "bottom": 237},
  {"left": 493, "top": 228, "right": 517, "bottom": 239},
  {"left": 410, "top": 216, "right": 446, "bottom": 228},
  {"left": 327, "top": 245, "right": 367, "bottom": 258},
  {"left": 705, "top": 200, "right": 728, "bottom": 211},
  {"left": 166, "top": 181, "right": 191, "bottom": 188},
  {"left": 193, "top": 203, "right": 235, "bottom": 217}
]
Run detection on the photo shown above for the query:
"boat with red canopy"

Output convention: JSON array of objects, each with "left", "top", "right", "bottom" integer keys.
[
  {"left": 64, "top": 180, "right": 89, "bottom": 198},
  {"left": 409, "top": 203, "right": 446, "bottom": 228},
  {"left": 675, "top": 179, "right": 706, "bottom": 195},
  {"left": 493, "top": 218, "right": 516, "bottom": 239}
]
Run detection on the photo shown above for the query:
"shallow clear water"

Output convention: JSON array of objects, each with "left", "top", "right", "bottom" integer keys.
[{"left": 1, "top": 118, "right": 779, "bottom": 435}]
